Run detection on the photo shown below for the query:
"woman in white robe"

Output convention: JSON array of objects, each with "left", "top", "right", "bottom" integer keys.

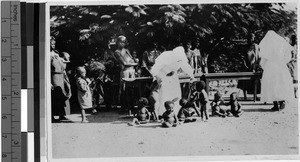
[
  {"left": 151, "top": 46, "right": 194, "bottom": 116},
  {"left": 259, "top": 30, "right": 294, "bottom": 110}
]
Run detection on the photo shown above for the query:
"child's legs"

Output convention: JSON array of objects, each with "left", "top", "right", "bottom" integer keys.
[
  {"left": 237, "top": 110, "right": 244, "bottom": 116},
  {"left": 150, "top": 92, "right": 159, "bottom": 120},
  {"left": 81, "top": 109, "right": 86, "bottom": 121},
  {"left": 192, "top": 106, "right": 201, "bottom": 117},
  {"left": 162, "top": 122, "right": 172, "bottom": 128},
  {"left": 204, "top": 104, "right": 209, "bottom": 120},
  {"left": 226, "top": 110, "right": 233, "bottom": 116},
  {"left": 132, "top": 118, "right": 140, "bottom": 124},
  {"left": 200, "top": 106, "right": 204, "bottom": 119},
  {"left": 219, "top": 107, "right": 226, "bottom": 114},
  {"left": 185, "top": 117, "right": 197, "bottom": 123}
]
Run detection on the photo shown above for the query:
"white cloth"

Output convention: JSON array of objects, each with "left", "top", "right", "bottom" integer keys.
[
  {"left": 259, "top": 30, "right": 294, "bottom": 102},
  {"left": 151, "top": 46, "right": 194, "bottom": 115}
]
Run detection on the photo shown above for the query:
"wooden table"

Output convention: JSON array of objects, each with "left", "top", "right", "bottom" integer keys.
[{"left": 123, "top": 72, "right": 262, "bottom": 101}]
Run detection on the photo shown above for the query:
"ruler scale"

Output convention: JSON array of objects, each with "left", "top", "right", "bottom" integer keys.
[{"left": 1, "top": 1, "right": 21, "bottom": 162}]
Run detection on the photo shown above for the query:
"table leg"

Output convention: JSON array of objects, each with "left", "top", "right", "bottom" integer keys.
[
  {"left": 254, "top": 79, "right": 258, "bottom": 102},
  {"left": 205, "top": 79, "right": 209, "bottom": 94}
]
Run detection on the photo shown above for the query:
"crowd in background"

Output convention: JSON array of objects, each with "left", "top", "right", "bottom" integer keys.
[{"left": 50, "top": 30, "right": 297, "bottom": 123}]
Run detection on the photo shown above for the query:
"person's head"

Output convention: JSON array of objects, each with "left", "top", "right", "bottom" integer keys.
[
  {"left": 77, "top": 66, "right": 86, "bottom": 78},
  {"left": 247, "top": 33, "right": 255, "bottom": 44},
  {"left": 61, "top": 52, "right": 70, "bottom": 63},
  {"left": 138, "top": 97, "right": 149, "bottom": 108},
  {"left": 196, "top": 81, "right": 206, "bottom": 91},
  {"left": 164, "top": 100, "right": 174, "bottom": 112},
  {"left": 132, "top": 50, "right": 137, "bottom": 58},
  {"left": 290, "top": 34, "right": 297, "bottom": 46},
  {"left": 50, "top": 36, "right": 56, "bottom": 50},
  {"left": 230, "top": 92, "right": 238, "bottom": 102},
  {"left": 186, "top": 41, "right": 192, "bottom": 49},
  {"left": 214, "top": 90, "right": 222, "bottom": 101},
  {"left": 116, "top": 35, "right": 127, "bottom": 49},
  {"left": 179, "top": 98, "right": 188, "bottom": 107}
]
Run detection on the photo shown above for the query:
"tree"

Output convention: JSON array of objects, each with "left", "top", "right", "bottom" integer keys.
[{"left": 50, "top": 3, "right": 297, "bottom": 73}]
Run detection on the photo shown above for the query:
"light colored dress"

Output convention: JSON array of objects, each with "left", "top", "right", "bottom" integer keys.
[
  {"left": 259, "top": 30, "right": 294, "bottom": 103},
  {"left": 76, "top": 77, "right": 93, "bottom": 109},
  {"left": 151, "top": 46, "right": 194, "bottom": 115}
]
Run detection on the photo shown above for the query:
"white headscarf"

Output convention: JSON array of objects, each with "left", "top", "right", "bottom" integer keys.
[
  {"left": 151, "top": 46, "right": 194, "bottom": 80},
  {"left": 259, "top": 30, "right": 293, "bottom": 69}
]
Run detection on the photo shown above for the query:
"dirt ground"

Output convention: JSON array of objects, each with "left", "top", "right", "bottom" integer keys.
[{"left": 52, "top": 97, "right": 299, "bottom": 159}]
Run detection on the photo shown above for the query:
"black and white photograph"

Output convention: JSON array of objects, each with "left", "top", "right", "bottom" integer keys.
[{"left": 48, "top": 0, "right": 298, "bottom": 160}]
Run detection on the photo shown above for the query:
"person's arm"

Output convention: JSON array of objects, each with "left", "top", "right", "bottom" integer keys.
[
  {"left": 190, "top": 102, "right": 201, "bottom": 117},
  {"left": 237, "top": 102, "right": 242, "bottom": 111},
  {"left": 77, "top": 78, "right": 89, "bottom": 93},
  {"left": 146, "top": 108, "right": 151, "bottom": 120},
  {"left": 114, "top": 50, "right": 126, "bottom": 67},
  {"left": 174, "top": 113, "right": 179, "bottom": 124},
  {"left": 202, "top": 90, "right": 209, "bottom": 104},
  {"left": 223, "top": 101, "right": 230, "bottom": 106}
]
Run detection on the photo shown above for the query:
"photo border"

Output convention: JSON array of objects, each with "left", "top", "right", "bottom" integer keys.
[{"left": 44, "top": 0, "right": 300, "bottom": 161}]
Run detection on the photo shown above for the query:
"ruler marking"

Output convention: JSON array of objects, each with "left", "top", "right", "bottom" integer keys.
[{"left": 2, "top": 1, "right": 21, "bottom": 161}]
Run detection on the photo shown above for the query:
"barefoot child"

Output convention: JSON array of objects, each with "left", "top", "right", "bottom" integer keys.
[
  {"left": 211, "top": 90, "right": 226, "bottom": 118},
  {"left": 129, "top": 97, "right": 151, "bottom": 126},
  {"left": 178, "top": 98, "right": 200, "bottom": 123},
  {"left": 76, "top": 66, "right": 95, "bottom": 123},
  {"left": 225, "top": 92, "right": 243, "bottom": 117},
  {"left": 161, "top": 100, "right": 179, "bottom": 128},
  {"left": 191, "top": 81, "right": 210, "bottom": 121}
]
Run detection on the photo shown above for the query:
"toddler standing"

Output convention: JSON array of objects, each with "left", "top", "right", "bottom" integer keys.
[
  {"left": 76, "top": 66, "right": 94, "bottom": 123},
  {"left": 191, "top": 81, "right": 210, "bottom": 121}
]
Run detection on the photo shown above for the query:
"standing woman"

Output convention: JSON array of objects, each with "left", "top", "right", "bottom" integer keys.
[
  {"left": 259, "top": 30, "right": 294, "bottom": 111},
  {"left": 114, "top": 36, "right": 138, "bottom": 113}
]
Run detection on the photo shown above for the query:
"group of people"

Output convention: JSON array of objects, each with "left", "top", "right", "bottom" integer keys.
[
  {"left": 130, "top": 81, "right": 243, "bottom": 127},
  {"left": 51, "top": 30, "right": 297, "bottom": 124}
]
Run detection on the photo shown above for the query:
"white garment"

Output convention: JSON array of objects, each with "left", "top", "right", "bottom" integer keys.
[
  {"left": 259, "top": 30, "right": 294, "bottom": 102},
  {"left": 151, "top": 46, "right": 194, "bottom": 115}
]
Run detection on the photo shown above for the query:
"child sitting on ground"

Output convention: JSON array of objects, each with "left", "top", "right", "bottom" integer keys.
[
  {"left": 129, "top": 97, "right": 151, "bottom": 126},
  {"left": 225, "top": 92, "right": 243, "bottom": 117},
  {"left": 76, "top": 66, "right": 96, "bottom": 123},
  {"left": 161, "top": 100, "right": 179, "bottom": 128},
  {"left": 178, "top": 98, "right": 200, "bottom": 124},
  {"left": 190, "top": 81, "right": 210, "bottom": 121},
  {"left": 211, "top": 90, "right": 227, "bottom": 118}
]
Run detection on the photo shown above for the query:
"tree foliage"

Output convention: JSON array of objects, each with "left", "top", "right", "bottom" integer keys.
[{"left": 50, "top": 3, "right": 297, "bottom": 73}]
